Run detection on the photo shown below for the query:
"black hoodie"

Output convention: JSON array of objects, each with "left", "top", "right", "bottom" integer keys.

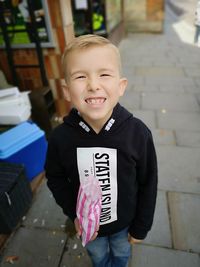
[{"left": 45, "top": 103, "right": 157, "bottom": 240}]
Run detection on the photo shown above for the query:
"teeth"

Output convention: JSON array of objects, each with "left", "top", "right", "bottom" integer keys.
[{"left": 86, "top": 98, "right": 105, "bottom": 104}]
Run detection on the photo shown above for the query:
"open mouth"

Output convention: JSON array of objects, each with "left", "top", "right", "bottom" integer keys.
[{"left": 85, "top": 97, "right": 106, "bottom": 105}]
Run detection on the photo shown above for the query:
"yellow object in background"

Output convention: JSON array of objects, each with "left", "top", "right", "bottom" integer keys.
[{"left": 93, "top": 13, "right": 104, "bottom": 30}]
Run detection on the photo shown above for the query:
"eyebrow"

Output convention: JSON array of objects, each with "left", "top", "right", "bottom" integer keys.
[
  {"left": 70, "top": 70, "right": 85, "bottom": 77},
  {"left": 70, "top": 68, "right": 115, "bottom": 76},
  {"left": 98, "top": 68, "right": 115, "bottom": 73}
]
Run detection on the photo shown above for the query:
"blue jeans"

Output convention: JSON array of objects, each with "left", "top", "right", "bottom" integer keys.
[{"left": 86, "top": 227, "right": 131, "bottom": 267}]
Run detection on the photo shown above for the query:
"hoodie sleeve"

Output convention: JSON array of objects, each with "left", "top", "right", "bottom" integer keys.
[
  {"left": 45, "top": 134, "right": 77, "bottom": 222},
  {"left": 129, "top": 130, "right": 158, "bottom": 240}
]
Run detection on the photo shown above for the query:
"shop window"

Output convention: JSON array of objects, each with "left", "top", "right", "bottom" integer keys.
[{"left": 72, "top": 0, "right": 107, "bottom": 36}]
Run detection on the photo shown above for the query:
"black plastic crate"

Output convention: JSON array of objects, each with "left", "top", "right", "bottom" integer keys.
[{"left": 0, "top": 162, "right": 32, "bottom": 234}]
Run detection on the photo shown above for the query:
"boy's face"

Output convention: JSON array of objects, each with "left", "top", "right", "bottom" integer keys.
[{"left": 63, "top": 45, "right": 127, "bottom": 131}]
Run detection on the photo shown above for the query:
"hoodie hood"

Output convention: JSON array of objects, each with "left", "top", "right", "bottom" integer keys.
[{"left": 63, "top": 103, "right": 133, "bottom": 135}]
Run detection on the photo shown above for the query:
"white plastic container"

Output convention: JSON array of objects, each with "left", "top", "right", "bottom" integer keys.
[
  {"left": 0, "top": 105, "right": 31, "bottom": 125},
  {"left": 0, "top": 87, "right": 20, "bottom": 98},
  {"left": 0, "top": 88, "right": 31, "bottom": 125},
  {"left": 0, "top": 92, "right": 30, "bottom": 107}
]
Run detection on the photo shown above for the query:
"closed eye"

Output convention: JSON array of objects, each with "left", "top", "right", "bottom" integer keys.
[
  {"left": 100, "top": 73, "right": 111, "bottom": 77},
  {"left": 75, "top": 75, "right": 86, "bottom": 79}
]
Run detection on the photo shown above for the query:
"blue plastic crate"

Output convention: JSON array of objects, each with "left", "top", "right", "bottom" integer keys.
[{"left": 0, "top": 121, "right": 47, "bottom": 181}]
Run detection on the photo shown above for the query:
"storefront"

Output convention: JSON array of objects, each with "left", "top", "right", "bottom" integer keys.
[
  {"left": 71, "top": 0, "right": 124, "bottom": 44},
  {"left": 0, "top": 0, "right": 164, "bottom": 135}
]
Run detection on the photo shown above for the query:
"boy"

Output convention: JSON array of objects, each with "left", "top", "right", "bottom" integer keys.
[{"left": 45, "top": 34, "right": 157, "bottom": 267}]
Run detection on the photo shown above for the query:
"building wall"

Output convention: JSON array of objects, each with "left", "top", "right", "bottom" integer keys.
[
  {"left": 124, "top": 0, "right": 164, "bottom": 33},
  {"left": 44, "top": 0, "right": 74, "bottom": 100},
  {"left": 106, "top": 0, "right": 125, "bottom": 45}
]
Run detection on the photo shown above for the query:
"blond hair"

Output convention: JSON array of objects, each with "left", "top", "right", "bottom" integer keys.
[{"left": 62, "top": 34, "right": 122, "bottom": 81}]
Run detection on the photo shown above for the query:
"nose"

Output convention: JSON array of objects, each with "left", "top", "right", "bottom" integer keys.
[{"left": 87, "top": 76, "right": 100, "bottom": 91}]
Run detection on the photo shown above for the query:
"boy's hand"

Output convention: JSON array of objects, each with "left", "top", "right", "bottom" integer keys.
[
  {"left": 90, "top": 225, "right": 99, "bottom": 241},
  {"left": 74, "top": 217, "right": 82, "bottom": 238},
  {"left": 128, "top": 234, "right": 142, "bottom": 244}
]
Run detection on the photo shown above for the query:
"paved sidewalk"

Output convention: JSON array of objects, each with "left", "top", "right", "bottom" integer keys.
[
  {"left": 119, "top": 6, "right": 200, "bottom": 267},
  {"left": 0, "top": 5, "right": 200, "bottom": 267}
]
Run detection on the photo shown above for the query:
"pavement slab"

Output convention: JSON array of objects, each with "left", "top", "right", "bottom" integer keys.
[
  {"left": 185, "top": 86, "right": 200, "bottom": 93},
  {"left": 157, "top": 146, "right": 200, "bottom": 193},
  {"left": 144, "top": 191, "right": 172, "bottom": 248},
  {"left": 0, "top": 228, "right": 67, "bottom": 267},
  {"left": 131, "top": 110, "right": 156, "bottom": 129},
  {"left": 135, "top": 66, "right": 185, "bottom": 77},
  {"left": 22, "top": 182, "right": 67, "bottom": 230},
  {"left": 183, "top": 67, "right": 200, "bottom": 78},
  {"left": 60, "top": 237, "right": 92, "bottom": 267},
  {"left": 196, "top": 93, "right": 200, "bottom": 104},
  {"left": 153, "top": 60, "right": 176, "bottom": 67},
  {"left": 179, "top": 56, "right": 200, "bottom": 65},
  {"left": 157, "top": 111, "right": 200, "bottom": 131},
  {"left": 195, "top": 78, "right": 200, "bottom": 86},
  {"left": 128, "top": 244, "right": 200, "bottom": 267},
  {"left": 159, "top": 85, "right": 186, "bottom": 93},
  {"left": 176, "top": 130, "right": 200, "bottom": 147},
  {"left": 120, "top": 91, "right": 141, "bottom": 110},
  {"left": 132, "top": 84, "right": 160, "bottom": 92},
  {"left": 142, "top": 93, "right": 199, "bottom": 112},
  {"left": 168, "top": 192, "right": 200, "bottom": 253},
  {"left": 125, "top": 76, "right": 145, "bottom": 88},
  {"left": 144, "top": 76, "right": 195, "bottom": 86},
  {"left": 152, "top": 129, "right": 176, "bottom": 146}
]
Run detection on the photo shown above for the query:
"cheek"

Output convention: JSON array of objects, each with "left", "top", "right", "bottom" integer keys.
[
  {"left": 69, "top": 85, "right": 85, "bottom": 101},
  {"left": 107, "top": 81, "right": 123, "bottom": 95}
]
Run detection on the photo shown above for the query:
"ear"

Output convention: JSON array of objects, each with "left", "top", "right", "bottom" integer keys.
[
  {"left": 62, "top": 85, "right": 71, "bottom": 102},
  {"left": 119, "top": 77, "right": 128, "bottom": 96}
]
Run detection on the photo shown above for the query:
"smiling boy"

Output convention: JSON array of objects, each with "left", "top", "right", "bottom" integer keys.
[
  {"left": 45, "top": 34, "right": 157, "bottom": 267},
  {"left": 62, "top": 36, "right": 127, "bottom": 133}
]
